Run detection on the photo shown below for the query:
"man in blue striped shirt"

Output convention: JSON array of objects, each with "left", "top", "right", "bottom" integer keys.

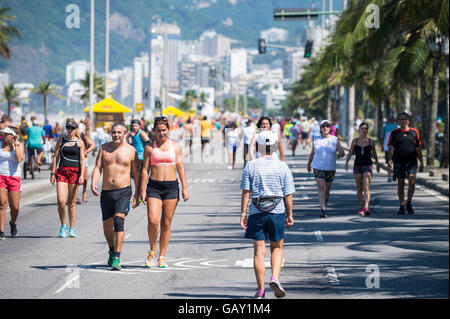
[{"left": 240, "top": 129, "right": 295, "bottom": 299}]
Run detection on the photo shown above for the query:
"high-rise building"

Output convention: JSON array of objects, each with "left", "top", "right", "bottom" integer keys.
[
  {"left": 150, "top": 23, "right": 181, "bottom": 110},
  {"left": 283, "top": 49, "right": 307, "bottom": 83},
  {"left": 200, "top": 30, "right": 231, "bottom": 58},
  {"left": 228, "top": 48, "right": 247, "bottom": 80},
  {"left": 134, "top": 53, "right": 149, "bottom": 114},
  {"left": 66, "top": 60, "right": 90, "bottom": 85}
]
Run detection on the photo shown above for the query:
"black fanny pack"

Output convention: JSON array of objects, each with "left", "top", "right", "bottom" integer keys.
[{"left": 251, "top": 196, "right": 283, "bottom": 213}]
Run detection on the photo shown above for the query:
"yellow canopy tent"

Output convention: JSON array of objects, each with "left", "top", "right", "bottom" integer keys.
[
  {"left": 84, "top": 96, "right": 132, "bottom": 128},
  {"left": 162, "top": 105, "right": 184, "bottom": 118}
]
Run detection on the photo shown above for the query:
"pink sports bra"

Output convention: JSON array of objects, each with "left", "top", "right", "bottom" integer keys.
[{"left": 151, "top": 140, "right": 176, "bottom": 166}]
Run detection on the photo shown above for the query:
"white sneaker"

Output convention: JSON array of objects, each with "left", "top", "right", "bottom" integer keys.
[{"left": 270, "top": 277, "right": 286, "bottom": 298}]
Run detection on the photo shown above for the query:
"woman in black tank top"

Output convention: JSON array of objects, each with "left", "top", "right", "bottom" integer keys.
[
  {"left": 345, "top": 122, "right": 380, "bottom": 216},
  {"left": 50, "top": 119, "right": 86, "bottom": 238}
]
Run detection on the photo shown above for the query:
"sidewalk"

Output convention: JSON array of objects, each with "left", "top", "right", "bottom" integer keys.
[{"left": 341, "top": 140, "right": 449, "bottom": 197}]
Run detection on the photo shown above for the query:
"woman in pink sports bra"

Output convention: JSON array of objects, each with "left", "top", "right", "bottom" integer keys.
[{"left": 139, "top": 117, "right": 189, "bottom": 268}]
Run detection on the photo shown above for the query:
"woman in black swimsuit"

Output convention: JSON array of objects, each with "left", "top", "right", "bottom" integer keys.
[{"left": 345, "top": 122, "right": 380, "bottom": 216}]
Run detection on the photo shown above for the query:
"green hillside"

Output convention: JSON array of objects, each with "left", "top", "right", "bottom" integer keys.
[{"left": 1, "top": 0, "right": 325, "bottom": 85}]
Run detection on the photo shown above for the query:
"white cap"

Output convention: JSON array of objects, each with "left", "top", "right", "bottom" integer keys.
[
  {"left": 0, "top": 127, "right": 17, "bottom": 136},
  {"left": 256, "top": 130, "right": 277, "bottom": 145},
  {"left": 320, "top": 120, "right": 331, "bottom": 126}
]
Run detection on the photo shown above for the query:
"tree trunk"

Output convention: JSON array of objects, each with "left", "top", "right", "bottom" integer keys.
[
  {"left": 410, "top": 83, "right": 419, "bottom": 129},
  {"left": 426, "top": 57, "right": 440, "bottom": 167},
  {"left": 43, "top": 95, "right": 48, "bottom": 121},
  {"left": 441, "top": 53, "right": 449, "bottom": 168},
  {"left": 420, "top": 76, "right": 429, "bottom": 151},
  {"left": 347, "top": 85, "right": 355, "bottom": 144},
  {"left": 7, "top": 101, "right": 11, "bottom": 118}
]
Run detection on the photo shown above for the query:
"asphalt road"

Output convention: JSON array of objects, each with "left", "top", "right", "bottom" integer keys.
[{"left": 0, "top": 138, "right": 448, "bottom": 300}]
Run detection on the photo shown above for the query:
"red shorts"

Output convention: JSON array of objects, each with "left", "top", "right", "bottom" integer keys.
[
  {"left": 0, "top": 175, "right": 22, "bottom": 192},
  {"left": 56, "top": 167, "right": 81, "bottom": 184}
]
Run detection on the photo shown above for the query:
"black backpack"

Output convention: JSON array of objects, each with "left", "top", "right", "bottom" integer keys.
[{"left": 20, "top": 121, "right": 29, "bottom": 136}]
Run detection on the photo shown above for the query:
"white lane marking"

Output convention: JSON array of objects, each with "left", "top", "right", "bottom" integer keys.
[
  {"left": 419, "top": 186, "right": 449, "bottom": 202},
  {"left": 326, "top": 266, "right": 341, "bottom": 286},
  {"left": 125, "top": 233, "right": 132, "bottom": 240},
  {"left": 55, "top": 265, "right": 80, "bottom": 294},
  {"left": 173, "top": 258, "right": 210, "bottom": 268},
  {"left": 235, "top": 258, "right": 285, "bottom": 268},
  {"left": 199, "top": 259, "right": 229, "bottom": 267},
  {"left": 314, "top": 230, "right": 323, "bottom": 242}
]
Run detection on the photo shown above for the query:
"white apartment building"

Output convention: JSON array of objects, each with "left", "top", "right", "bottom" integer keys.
[
  {"left": 134, "top": 53, "right": 150, "bottom": 115},
  {"left": 200, "top": 30, "right": 231, "bottom": 58},
  {"left": 150, "top": 23, "right": 181, "bottom": 110},
  {"left": 228, "top": 48, "right": 247, "bottom": 80},
  {"left": 66, "top": 60, "right": 90, "bottom": 85},
  {"left": 0, "top": 72, "right": 9, "bottom": 89}
]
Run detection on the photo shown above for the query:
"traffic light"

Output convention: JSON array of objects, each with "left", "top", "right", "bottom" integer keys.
[
  {"left": 304, "top": 40, "right": 313, "bottom": 58},
  {"left": 258, "top": 38, "right": 266, "bottom": 54}
]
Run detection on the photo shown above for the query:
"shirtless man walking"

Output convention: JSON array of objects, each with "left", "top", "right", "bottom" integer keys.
[{"left": 91, "top": 123, "right": 140, "bottom": 270}]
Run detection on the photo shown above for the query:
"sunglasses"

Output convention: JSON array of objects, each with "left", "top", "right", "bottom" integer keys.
[
  {"left": 154, "top": 117, "right": 168, "bottom": 121},
  {"left": 66, "top": 126, "right": 76, "bottom": 130},
  {"left": 320, "top": 125, "right": 330, "bottom": 128}
]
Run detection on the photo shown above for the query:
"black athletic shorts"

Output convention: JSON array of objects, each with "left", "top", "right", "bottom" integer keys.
[
  {"left": 146, "top": 179, "right": 179, "bottom": 201},
  {"left": 393, "top": 162, "right": 417, "bottom": 179},
  {"left": 100, "top": 186, "right": 132, "bottom": 221}
]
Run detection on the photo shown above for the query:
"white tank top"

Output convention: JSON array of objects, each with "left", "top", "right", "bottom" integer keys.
[
  {"left": 311, "top": 135, "right": 338, "bottom": 170},
  {"left": 0, "top": 149, "right": 21, "bottom": 177}
]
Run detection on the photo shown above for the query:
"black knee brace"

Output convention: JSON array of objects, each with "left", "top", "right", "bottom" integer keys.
[{"left": 113, "top": 216, "right": 125, "bottom": 232}]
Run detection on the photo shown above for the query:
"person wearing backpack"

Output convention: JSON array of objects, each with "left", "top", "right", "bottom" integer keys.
[{"left": 18, "top": 116, "right": 31, "bottom": 144}]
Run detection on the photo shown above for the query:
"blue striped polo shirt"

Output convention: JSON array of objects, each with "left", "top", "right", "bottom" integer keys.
[{"left": 240, "top": 156, "right": 295, "bottom": 215}]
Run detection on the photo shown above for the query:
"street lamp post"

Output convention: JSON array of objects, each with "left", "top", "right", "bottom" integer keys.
[
  {"left": 105, "top": 0, "right": 110, "bottom": 98},
  {"left": 89, "top": 0, "right": 95, "bottom": 132}
]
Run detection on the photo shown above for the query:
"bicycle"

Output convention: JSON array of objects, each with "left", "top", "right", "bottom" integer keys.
[{"left": 23, "top": 148, "right": 42, "bottom": 180}]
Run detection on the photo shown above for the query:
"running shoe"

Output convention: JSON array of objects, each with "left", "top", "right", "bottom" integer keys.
[
  {"left": 320, "top": 210, "right": 327, "bottom": 218},
  {"left": 269, "top": 277, "right": 286, "bottom": 298},
  {"left": 406, "top": 202, "right": 414, "bottom": 215},
  {"left": 59, "top": 225, "right": 68, "bottom": 238},
  {"left": 0, "top": 232, "right": 5, "bottom": 240},
  {"left": 68, "top": 228, "right": 77, "bottom": 238},
  {"left": 107, "top": 252, "right": 114, "bottom": 267},
  {"left": 254, "top": 289, "right": 265, "bottom": 299},
  {"left": 145, "top": 250, "right": 158, "bottom": 268},
  {"left": 397, "top": 205, "right": 406, "bottom": 215},
  {"left": 364, "top": 207, "right": 371, "bottom": 216},
  {"left": 358, "top": 208, "right": 365, "bottom": 216},
  {"left": 10, "top": 222, "right": 17, "bottom": 237},
  {"left": 158, "top": 256, "right": 168, "bottom": 268},
  {"left": 111, "top": 257, "right": 121, "bottom": 271}
]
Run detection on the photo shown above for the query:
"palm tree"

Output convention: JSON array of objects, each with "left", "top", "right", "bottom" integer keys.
[
  {"left": 2, "top": 83, "right": 19, "bottom": 118},
  {"left": 78, "top": 71, "right": 105, "bottom": 105},
  {"left": 0, "top": 1, "right": 21, "bottom": 59},
  {"left": 33, "top": 81, "right": 65, "bottom": 121}
]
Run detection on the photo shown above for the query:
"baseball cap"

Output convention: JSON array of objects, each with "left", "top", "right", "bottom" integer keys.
[
  {"left": 256, "top": 130, "right": 277, "bottom": 145},
  {"left": 0, "top": 127, "right": 17, "bottom": 136},
  {"left": 66, "top": 120, "right": 78, "bottom": 129}
]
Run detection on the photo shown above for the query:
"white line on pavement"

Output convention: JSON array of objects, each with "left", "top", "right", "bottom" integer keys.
[{"left": 314, "top": 230, "right": 324, "bottom": 242}]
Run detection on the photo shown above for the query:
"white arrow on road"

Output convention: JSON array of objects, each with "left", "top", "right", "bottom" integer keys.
[{"left": 234, "top": 258, "right": 285, "bottom": 268}]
